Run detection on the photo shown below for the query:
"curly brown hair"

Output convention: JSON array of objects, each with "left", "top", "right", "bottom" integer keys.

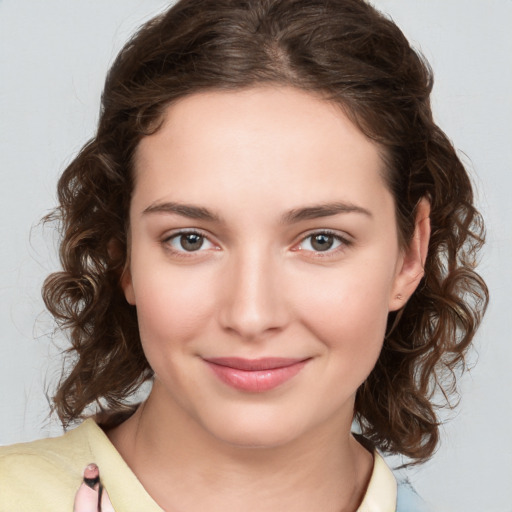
[{"left": 43, "top": 0, "right": 488, "bottom": 463}]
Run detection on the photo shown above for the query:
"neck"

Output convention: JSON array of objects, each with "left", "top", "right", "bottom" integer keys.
[{"left": 107, "top": 386, "right": 373, "bottom": 512}]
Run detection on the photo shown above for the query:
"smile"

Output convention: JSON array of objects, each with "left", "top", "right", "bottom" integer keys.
[{"left": 204, "top": 357, "right": 310, "bottom": 392}]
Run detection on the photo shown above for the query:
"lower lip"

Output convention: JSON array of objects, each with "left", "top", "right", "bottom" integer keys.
[{"left": 205, "top": 360, "right": 308, "bottom": 392}]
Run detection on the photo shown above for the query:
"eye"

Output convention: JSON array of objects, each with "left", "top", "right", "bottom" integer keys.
[
  {"left": 296, "top": 231, "right": 348, "bottom": 253},
  {"left": 165, "top": 231, "right": 216, "bottom": 252}
]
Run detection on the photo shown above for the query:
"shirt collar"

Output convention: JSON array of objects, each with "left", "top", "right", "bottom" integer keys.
[{"left": 356, "top": 451, "right": 397, "bottom": 512}]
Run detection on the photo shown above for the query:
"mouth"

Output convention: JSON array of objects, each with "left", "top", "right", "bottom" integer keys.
[{"left": 203, "top": 357, "right": 310, "bottom": 392}]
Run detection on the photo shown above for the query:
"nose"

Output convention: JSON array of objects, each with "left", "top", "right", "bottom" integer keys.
[{"left": 218, "top": 247, "right": 290, "bottom": 340}]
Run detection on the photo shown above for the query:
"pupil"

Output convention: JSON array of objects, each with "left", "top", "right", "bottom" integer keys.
[
  {"left": 312, "top": 234, "right": 333, "bottom": 251},
  {"left": 180, "top": 233, "right": 203, "bottom": 251}
]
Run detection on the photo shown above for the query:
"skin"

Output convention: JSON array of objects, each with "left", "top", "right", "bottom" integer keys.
[
  {"left": 74, "top": 465, "right": 114, "bottom": 512},
  {"left": 78, "top": 86, "right": 429, "bottom": 512}
]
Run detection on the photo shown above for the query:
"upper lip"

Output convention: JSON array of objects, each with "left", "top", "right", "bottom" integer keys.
[{"left": 204, "top": 357, "right": 309, "bottom": 371}]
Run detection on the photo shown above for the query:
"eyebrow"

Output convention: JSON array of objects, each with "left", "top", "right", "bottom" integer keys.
[
  {"left": 142, "top": 201, "right": 372, "bottom": 223},
  {"left": 142, "top": 201, "right": 222, "bottom": 222},
  {"left": 280, "top": 202, "right": 372, "bottom": 223}
]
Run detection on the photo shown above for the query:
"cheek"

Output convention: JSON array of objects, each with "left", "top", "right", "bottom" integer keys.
[
  {"left": 130, "top": 263, "right": 217, "bottom": 359},
  {"left": 290, "top": 262, "right": 394, "bottom": 378}
]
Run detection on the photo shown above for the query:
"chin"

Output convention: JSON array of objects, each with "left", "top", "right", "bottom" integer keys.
[{"left": 200, "top": 406, "right": 309, "bottom": 450}]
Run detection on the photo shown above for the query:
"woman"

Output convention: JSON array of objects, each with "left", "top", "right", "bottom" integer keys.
[{"left": 0, "top": 1, "right": 488, "bottom": 510}]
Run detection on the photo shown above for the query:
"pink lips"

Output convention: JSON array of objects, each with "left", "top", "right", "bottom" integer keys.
[{"left": 204, "top": 357, "right": 309, "bottom": 392}]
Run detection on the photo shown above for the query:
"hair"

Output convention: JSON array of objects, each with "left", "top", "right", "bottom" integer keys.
[{"left": 43, "top": 0, "right": 488, "bottom": 463}]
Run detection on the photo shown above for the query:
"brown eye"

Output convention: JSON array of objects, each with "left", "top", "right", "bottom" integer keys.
[
  {"left": 296, "top": 231, "right": 346, "bottom": 254},
  {"left": 310, "top": 233, "right": 334, "bottom": 251},
  {"left": 179, "top": 233, "right": 204, "bottom": 251},
  {"left": 166, "top": 231, "right": 215, "bottom": 253}
]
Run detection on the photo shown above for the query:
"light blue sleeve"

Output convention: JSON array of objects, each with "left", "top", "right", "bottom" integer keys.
[{"left": 396, "top": 480, "right": 433, "bottom": 512}]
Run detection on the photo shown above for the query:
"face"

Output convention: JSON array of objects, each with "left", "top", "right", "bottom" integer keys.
[{"left": 123, "top": 86, "right": 428, "bottom": 448}]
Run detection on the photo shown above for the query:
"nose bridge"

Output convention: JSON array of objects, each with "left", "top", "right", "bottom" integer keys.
[{"left": 219, "top": 242, "right": 287, "bottom": 339}]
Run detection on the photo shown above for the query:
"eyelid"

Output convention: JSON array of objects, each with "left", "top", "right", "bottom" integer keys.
[
  {"left": 162, "top": 228, "right": 220, "bottom": 255},
  {"left": 292, "top": 229, "right": 352, "bottom": 256},
  {"left": 160, "top": 227, "right": 351, "bottom": 258}
]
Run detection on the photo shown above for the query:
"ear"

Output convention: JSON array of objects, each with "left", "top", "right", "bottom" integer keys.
[
  {"left": 389, "top": 198, "right": 431, "bottom": 311},
  {"left": 108, "top": 238, "right": 136, "bottom": 306},
  {"left": 120, "top": 265, "right": 136, "bottom": 305}
]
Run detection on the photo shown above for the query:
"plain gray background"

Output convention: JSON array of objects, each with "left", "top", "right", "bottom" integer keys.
[{"left": 1, "top": 1, "right": 511, "bottom": 510}]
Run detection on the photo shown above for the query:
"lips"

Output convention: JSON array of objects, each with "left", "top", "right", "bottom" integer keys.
[{"left": 204, "top": 357, "right": 309, "bottom": 392}]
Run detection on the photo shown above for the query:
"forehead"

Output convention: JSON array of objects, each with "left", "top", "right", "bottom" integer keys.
[{"left": 132, "top": 86, "right": 393, "bottom": 220}]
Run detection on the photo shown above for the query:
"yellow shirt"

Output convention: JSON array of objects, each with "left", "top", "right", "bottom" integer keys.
[{"left": 0, "top": 419, "right": 397, "bottom": 511}]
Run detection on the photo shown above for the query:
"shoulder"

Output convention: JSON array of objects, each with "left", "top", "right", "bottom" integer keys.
[{"left": 0, "top": 420, "right": 96, "bottom": 511}]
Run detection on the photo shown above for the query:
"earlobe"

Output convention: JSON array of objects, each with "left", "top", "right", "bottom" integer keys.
[{"left": 389, "top": 198, "right": 431, "bottom": 311}]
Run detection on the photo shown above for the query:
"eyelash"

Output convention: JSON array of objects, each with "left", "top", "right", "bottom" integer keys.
[
  {"left": 161, "top": 229, "right": 351, "bottom": 259},
  {"left": 294, "top": 229, "right": 352, "bottom": 258},
  {"left": 162, "top": 229, "right": 216, "bottom": 258}
]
